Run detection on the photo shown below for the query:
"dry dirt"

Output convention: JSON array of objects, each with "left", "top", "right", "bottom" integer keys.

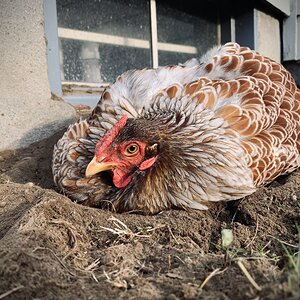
[{"left": 0, "top": 124, "right": 299, "bottom": 300}]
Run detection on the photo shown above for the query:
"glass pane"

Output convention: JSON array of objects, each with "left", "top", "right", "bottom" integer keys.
[
  {"left": 56, "top": 0, "right": 151, "bottom": 83},
  {"left": 156, "top": 0, "right": 219, "bottom": 66}
]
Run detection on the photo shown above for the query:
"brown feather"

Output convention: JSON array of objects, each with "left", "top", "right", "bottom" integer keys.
[{"left": 52, "top": 42, "right": 300, "bottom": 214}]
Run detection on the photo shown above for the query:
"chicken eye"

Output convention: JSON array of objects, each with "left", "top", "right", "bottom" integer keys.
[{"left": 125, "top": 144, "right": 139, "bottom": 156}]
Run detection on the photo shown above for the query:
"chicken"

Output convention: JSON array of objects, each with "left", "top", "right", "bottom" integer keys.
[{"left": 52, "top": 42, "right": 300, "bottom": 214}]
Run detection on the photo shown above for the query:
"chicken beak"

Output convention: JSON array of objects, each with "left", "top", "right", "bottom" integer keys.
[{"left": 85, "top": 156, "right": 116, "bottom": 177}]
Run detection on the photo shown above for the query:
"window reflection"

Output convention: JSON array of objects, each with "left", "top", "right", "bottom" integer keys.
[
  {"left": 156, "top": 1, "right": 218, "bottom": 66},
  {"left": 57, "top": 0, "right": 151, "bottom": 83},
  {"left": 56, "top": 0, "right": 219, "bottom": 84}
]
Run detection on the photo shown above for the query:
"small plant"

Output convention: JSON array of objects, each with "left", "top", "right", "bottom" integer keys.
[
  {"left": 280, "top": 225, "right": 300, "bottom": 292},
  {"left": 221, "top": 228, "right": 234, "bottom": 249},
  {"left": 200, "top": 228, "right": 263, "bottom": 291},
  {"left": 221, "top": 228, "right": 262, "bottom": 292}
]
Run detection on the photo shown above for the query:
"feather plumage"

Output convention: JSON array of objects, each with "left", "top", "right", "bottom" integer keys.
[{"left": 52, "top": 42, "right": 300, "bottom": 214}]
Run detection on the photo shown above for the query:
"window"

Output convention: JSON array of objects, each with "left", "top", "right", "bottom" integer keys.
[
  {"left": 51, "top": 0, "right": 220, "bottom": 107},
  {"left": 156, "top": 1, "right": 218, "bottom": 66},
  {"left": 57, "top": 0, "right": 152, "bottom": 84}
]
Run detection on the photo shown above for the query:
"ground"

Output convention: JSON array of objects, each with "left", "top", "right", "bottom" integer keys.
[{"left": 0, "top": 121, "right": 299, "bottom": 300}]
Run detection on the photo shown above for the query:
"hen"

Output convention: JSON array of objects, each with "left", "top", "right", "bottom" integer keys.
[{"left": 52, "top": 42, "right": 300, "bottom": 214}]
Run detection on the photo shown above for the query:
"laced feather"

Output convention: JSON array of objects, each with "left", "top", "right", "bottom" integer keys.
[{"left": 52, "top": 42, "right": 300, "bottom": 214}]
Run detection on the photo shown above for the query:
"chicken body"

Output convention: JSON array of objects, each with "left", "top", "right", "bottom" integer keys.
[{"left": 52, "top": 43, "right": 300, "bottom": 213}]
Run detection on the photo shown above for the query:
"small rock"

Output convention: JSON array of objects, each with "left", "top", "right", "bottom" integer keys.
[
  {"left": 166, "top": 272, "right": 183, "bottom": 279},
  {"left": 291, "top": 195, "right": 297, "bottom": 201}
]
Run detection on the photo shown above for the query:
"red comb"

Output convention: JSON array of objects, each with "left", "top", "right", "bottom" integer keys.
[{"left": 95, "top": 115, "right": 128, "bottom": 153}]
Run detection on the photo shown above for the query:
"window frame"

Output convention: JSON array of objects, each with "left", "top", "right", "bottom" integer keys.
[
  {"left": 44, "top": 0, "right": 291, "bottom": 107},
  {"left": 45, "top": 0, "right": 162, "bottom": 106}
]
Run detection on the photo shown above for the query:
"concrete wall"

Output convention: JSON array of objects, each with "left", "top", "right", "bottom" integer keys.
[
  {"left": 0, "top": 0, "right": 77, "bottom": 152},
  {"left": 282, "top": 0, "right": 300, "bottom": 87},
  {"left": 254, "top": 5, "right": 300, "bottom": 87},
  {"left": 255, "top": 9, "right": 281, "bottom": 62}
]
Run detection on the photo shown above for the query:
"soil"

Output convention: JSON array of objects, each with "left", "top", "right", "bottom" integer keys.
[{"left": 0, "top": 122, "right": 299, "bottom": 299}]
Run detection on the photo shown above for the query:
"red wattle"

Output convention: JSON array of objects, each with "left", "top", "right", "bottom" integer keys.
[
  {"left": 139, "top": 156, "right": 157, "bottom": 171},
  {"left": 113, "top": 169, "right": 133, "bottom": 188}
]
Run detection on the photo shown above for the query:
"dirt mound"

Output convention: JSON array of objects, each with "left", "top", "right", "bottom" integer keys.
[{"left": 0, "top": 131, "right": 299, "bottom": 299}]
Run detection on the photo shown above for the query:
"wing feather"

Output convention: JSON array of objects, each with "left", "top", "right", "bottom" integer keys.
[{"left": 158, "top": 42, "right": 300, "bottom": 187}]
